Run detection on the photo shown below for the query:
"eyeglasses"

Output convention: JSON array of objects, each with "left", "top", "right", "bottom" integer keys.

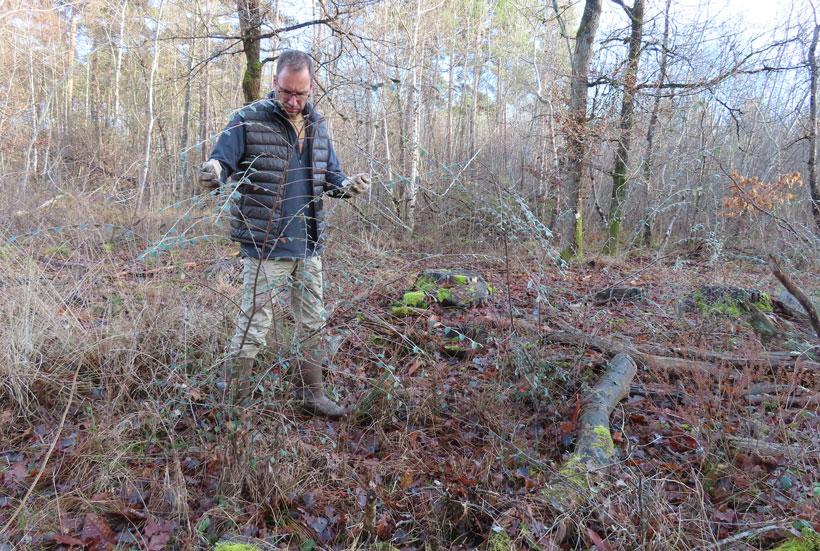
[{"left": 277, "top": 87, "right": 310, "bottom": 101}]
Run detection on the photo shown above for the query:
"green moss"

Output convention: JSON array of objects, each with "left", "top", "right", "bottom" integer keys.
[
  {"left": 771, "top": 529, "right": 820, "bottom": 551},
  {"left": 754, "top": 292, "right": 774, "bottom": 313},
  {"left": 391, "top": 306, "right": 416, "bottom": 317},
  {"left": 488, "top": 529, "right": 512, "bottom": 551},
  {"left": 242, "top": 60, "right": 262, "bottom": 86},
  {"left": 418, "top": 282, "right": 435, "bottom": 292},
  {"left": 45, "top": 245, "right": 73, "bottom": 258},
  {"left": 591, "top": 425, "right": 615, "bottom": 457},
  {"left": 437, "top": 288, "right": 454, "bottom": 302},
  {"left": 444, "top": 344, "right": 469, "bottom": 353},
  {"left": 692, "top": 290, "right": 745, "bottom": 318},
  {"left": 215, "top": 543, "right": 262, "bottom": 551},
  {"left": 402, "top": 291, "right": 427, "bottom": 307},
  {"left": 454, "top": 274, "right": 468, "bottom": 285}
]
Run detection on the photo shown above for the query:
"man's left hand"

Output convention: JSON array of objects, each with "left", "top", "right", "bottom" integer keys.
[{"left": 344, "top": 173, "right": 370, "bottom": 196}]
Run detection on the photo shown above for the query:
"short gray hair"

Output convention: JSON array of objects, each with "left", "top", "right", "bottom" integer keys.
[{"left": 276, "top": 50, "right": 314, "bottom": 80}]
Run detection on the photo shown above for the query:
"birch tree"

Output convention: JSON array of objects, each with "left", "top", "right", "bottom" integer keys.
[{"left": 136, "top": 0, "right": 165, "bottom": 212}]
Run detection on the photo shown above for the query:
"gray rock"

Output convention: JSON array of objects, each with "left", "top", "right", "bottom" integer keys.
[{"left": 593, "top": 286, "right": 644, "bottom": 305}]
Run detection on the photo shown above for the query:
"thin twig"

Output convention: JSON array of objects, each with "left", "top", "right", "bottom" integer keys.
[{"left": 694, "top": 523, "right": 782, "bottom": 550}]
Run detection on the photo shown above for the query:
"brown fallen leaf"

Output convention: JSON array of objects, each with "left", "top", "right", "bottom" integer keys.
[
  {"left": 81, "top": 513, "right": 117, "bottom": 550},
  {"left": 586, "top": 528, "right": 611, "bottom": 551},
  {"left": 406, "top": 359, "right": 422, "bottom": 377}
]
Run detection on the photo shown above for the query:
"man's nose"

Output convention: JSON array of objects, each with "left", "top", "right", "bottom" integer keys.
[{"left": 288, "top": 95, "right": 299, "bottom": 106}]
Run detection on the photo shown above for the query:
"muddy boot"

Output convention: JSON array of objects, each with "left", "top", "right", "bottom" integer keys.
[
  {"left": 294, "top": 349, "right": 351, "bottom": 419},
  {"left": 223, "top": 355, "right": 255, "bottom": 406}
]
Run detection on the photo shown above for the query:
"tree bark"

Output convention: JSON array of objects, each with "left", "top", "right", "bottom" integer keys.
[
  {"left": 65, "top": 5, "right": 78, "bottom": 133},
  {"left": 179, "top": 17, "right": 196, "bottom": 194},
  {"left": 573, "top": 353, "right": 637, "bottom": 465},
  {"left": 560, "top": 0, "right": 602, "bottom": 260},
  {"left": 113, "top": 0, "right": 128, "bottom": 127},
  {"left": 767, "top": 254, "right": 820, "bottom": 340},
  {"left": 604, "top": 0, "right": 645, "bottom": 255},
  {"left": 446, "top": 40, "right": 454, "bottom": 165},
  {"left": 136, "top": 0, "right": 165, "bottom": 212},
  {"left": 404, "top": 0, "right": 423, "bottom": 233},
  {"left": 808, "top": 22, "right": 820, "bottom": 233},
  {"left": 468, "top": 26, "right": 482, "bottom": 157},
  {"left": 639, "top": 0, "right": 671, "bottom": 247},
  {"left": 237, "top": 0, "right": 262, "bottom": 104}
]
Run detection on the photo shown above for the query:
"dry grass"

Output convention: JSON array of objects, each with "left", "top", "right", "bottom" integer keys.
[{"left": 0, "top": 193, "right": 819, "bottom": 550}]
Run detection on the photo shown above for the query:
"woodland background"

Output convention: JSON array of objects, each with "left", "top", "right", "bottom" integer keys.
[{"left": 1, "top": 0, "right": 820, "bottom": 549}]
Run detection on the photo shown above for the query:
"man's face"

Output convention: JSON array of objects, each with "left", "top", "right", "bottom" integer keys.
[{"left": 273, "top": 65, "right": 313, "bottom": 117}]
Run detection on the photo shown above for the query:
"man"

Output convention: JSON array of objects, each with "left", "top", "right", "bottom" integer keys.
[{"left": 197, "top": 50, "right": 369, "bottom": 418}]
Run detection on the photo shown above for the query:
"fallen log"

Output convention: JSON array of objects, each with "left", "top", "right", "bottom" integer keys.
[
  {"left": 744, "top": 393, "right": 820, "bottom": 408},
  {"left": 722, "top": 435, "right": 812, "bottom": 459},
  {"left": 540, "top": 329, "right": 819, "bottom": 375},
  {"left": 572, "top": 353, "right": 638, "bottom": 465},
  {"left": 667, "top": 347, "right": 820, "bottom": 372},
  {"left": 767, "top": 255, "right": 820, "bottom": 341},
  {"left": 541, "top": 331, "right": 714, "bottom": 374},
  {"left": 545, "top": 354, "right": 638, "bottom": 542}
]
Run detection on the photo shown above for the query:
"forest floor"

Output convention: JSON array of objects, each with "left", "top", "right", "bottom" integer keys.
[{"left": 0, "top": 224, "right": 819, "bottom": 551}]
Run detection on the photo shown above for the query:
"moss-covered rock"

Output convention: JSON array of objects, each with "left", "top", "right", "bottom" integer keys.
[
  {"left": 488, "top": 529, "right": 512, "bottom": 551},
  {"left": 391, "top": 306, "right": 417, "bottom": 317},
  {"left": 214, "top": 534, "right": 278, "bottom": 551},
  {"left": 215, "top": 544, "right": 260, "bottom": 551},
  {"left": 771, "top": 529, "right": 820, "bottom": 551},
  {"left": 402, "top": 291, "right": 427, "bottom": 308},
  {"left": 413, "top": 268, "right": 490, "bottom": 308},
  {"left": 679, "top": 285, "right": 786, "bottom": 343}
]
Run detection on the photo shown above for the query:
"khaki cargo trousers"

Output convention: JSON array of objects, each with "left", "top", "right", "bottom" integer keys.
[{"left": 229, "top": 256, "right": 326, "bottom": 360}]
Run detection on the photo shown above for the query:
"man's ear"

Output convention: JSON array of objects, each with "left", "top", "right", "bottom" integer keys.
[{"left": 273, "top": 74, "right": 279, "bottom": 89}]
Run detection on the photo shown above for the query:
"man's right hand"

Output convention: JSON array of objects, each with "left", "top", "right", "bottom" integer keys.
[{"left": 197, "top": 159, "right": 222, "bottom": 190}]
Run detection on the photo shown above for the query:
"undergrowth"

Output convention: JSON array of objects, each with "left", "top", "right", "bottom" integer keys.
[{"left": 0, "top": 197, "right": 819, "bottom": 550}]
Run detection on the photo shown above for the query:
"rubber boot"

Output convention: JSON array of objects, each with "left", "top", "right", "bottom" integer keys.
[{"left": 294, "top": 349, "right": 351, "bottom": 418}]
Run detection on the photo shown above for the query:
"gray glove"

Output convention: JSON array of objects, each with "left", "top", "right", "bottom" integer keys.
[
  {"left": 197, "top": 159, "right": 222, "bottom": 190},
  {"left": 343, "top": 173, "right": 370, "bottom": 196}
]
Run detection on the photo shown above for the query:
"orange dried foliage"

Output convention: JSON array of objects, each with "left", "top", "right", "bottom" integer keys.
[{"left": 722, "top": 171, "right": 802, "bottom": 217}]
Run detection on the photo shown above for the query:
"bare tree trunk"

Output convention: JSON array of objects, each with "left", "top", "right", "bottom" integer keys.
[
  {"left": 312, "top": 0, "right": 322, "bottom": 70},
  {"left": 404, "top": 0, "right": 424, "bottom": 232},
  {"left": 559, "top": 0, "right": 602, "bottom": 260},
  {"left": 446, "top": 41, "right": 454, "bottom": 165},
  {"left": 269, "top": 0, "right": 279, "bottom": 90},
  {"left": 237, "top": 0, "right": 262, "bottom": 104},
  {"left": 604, "top": 0, "right": 645, "bottom": 255},
  {"left": 179, "top": 26, "right": 196, "bottom": 195},
  {"left": 639, "top": 0, "right": 671, "bottom": 247},
  {"left": 808, "top": 22, "right": 820, "bottom": 233},
  {"left": 381, "top": 91, "right": 393, "bottom": 187},
  {"left": 469, "top": 29, "right": 482, "bottom": 157},
  {"left": 113, "top": 0, "right": 128, "bottom": 127},
  {"left": 65, "top": 5, "right": 78, "bottom": 134},
  {"left": 136, "top": 0, "right": 165, "bottom": 212},
  {"left": 21, "top": 47, "right": 38, "bottom": 196}
]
